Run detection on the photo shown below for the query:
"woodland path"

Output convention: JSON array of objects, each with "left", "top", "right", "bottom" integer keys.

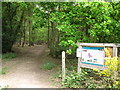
[{"left": 0, "top": 44, "right": 60, "bottom": 88}]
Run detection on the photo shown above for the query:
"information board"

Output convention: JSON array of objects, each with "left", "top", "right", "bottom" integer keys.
[
  {"left": 76, "top": 43, "right": 120, "bottom": 71},
  {"left": 81, "top": 47, "right": 105, "bottom": 66}
]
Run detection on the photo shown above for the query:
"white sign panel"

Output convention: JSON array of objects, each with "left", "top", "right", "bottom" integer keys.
[{"left": 81, "top": 47, "right": 105, "bottom": 66}]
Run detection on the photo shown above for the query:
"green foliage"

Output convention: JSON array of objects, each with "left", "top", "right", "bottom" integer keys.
[
  {"left": 62, "top": 70, "right": 88, "bottom": 88},
  {"left": 40, "top": 61, "right": 55, "bottom": 70},
  {"left": 3, "top": 2, "right": 120, "bottom": 56},
  {"left": 33, "top": 28, "right": 48, "bottom": 44},
  {"left": 66, "top": 49, "right": 72, "bottom": 55},
  {"left": 62, "top": 68, "right": 119, "bottom": 88},
  {"left": 49, "top": 2, "right": 120, "bottom": 54},
  {"left": 62, "top": 57, "right": 120, "bottom": 88},
  {"left": 0, "top": 67, "right": 8, "bottom": 75},
  {"left": 93, "top": 57, "right": 119, "bottom": 88},
  {"left": 2, "top": 2, "right": 36, "bottom": 51},
  {"left": 50, "top": 46, "right": 66, "bottom": 58},
  {"left": 2, "top": 2, "right": 27, "bottom": 53},
  {"left": 2, "top": 53, "right": 17, "bottom": 60}
]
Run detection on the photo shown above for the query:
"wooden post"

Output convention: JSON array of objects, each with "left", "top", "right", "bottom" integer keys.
[
  {"left": 113, "top": 46, "right": 118, "bottom": 82},
  {"left": 77, "top": 46, "right": 82, "bottom": 73},
  {"left": 62, "top": 51, "right": 65, "bottom": 81},
  {"left": 78, "top": 57, "right": 82, "bottom": 73},
  {"left": 113, "top": 46, "right": 118, "bottom": 57}
]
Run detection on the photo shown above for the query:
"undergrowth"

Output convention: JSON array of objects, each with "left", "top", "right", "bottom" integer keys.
[
  {"left": 0, "top": 67, "right": 8, "bottom": 75},
  {"left": 62, "top": 68, "right": 119, "bottom": 88},
  {"left": 1, "top": 53, "right": 17, "bottom": 61},
  {"left": 40, "top": 61, "right": 55, "bottom": 70},
  {"left": 55, "top": 57, "right": 119, "bottom": 88}
]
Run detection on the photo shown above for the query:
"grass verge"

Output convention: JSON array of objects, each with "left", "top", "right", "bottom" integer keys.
[
  {"left": 0, "top": 67, "right": 8, "bottom": 75},
  {"left": 40, "top": 61, "right": 55, "bottom": 70},
  {"left": 0, "top": 53, "right": 17, "bottom": 61}
]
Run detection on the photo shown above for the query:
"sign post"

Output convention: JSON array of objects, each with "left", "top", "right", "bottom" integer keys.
[
  {"left": 113, "top": 46, "right": 118, "bottom": 82},
  {"left": 77, "top": 46, "right": 82, "bottom": 73},
  {"left": 62, "top": 51, "right": 65, "bottom": 81},
  {"left": 78, "top": 57, "right": 81, "bottom": 73}
]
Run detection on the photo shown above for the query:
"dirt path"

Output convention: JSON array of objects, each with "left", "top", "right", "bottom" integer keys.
[{"left": 0, "top": 44, "right": 60, "bottom": 88}]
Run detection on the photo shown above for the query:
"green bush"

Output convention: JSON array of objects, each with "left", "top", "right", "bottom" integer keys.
[
  {"left": 62, "top": 70, "right": 88, "bottom": 88},
  {"left": 0, "top": 67, "right": 8, "bottom": 75},
  {"left": 40, "top": 61, "right": 55, "bottom": 70},
  {"left": 62, "top": 68, "right": 115, "bottom": 88},
  {"left": 2, "top": 53, "right": 17, "bottom": 60}
]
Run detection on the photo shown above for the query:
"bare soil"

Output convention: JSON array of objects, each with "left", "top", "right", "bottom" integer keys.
[{"left": 0, "top": 44, "right": 61, "bottom": 88}]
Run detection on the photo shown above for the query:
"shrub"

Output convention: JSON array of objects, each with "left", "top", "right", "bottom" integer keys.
[
  {"left": 62, "top": 68, "right": 117, "bottom": 88},
  {"left": 40, "top": 61, "right": 55, "bottom": 70}
]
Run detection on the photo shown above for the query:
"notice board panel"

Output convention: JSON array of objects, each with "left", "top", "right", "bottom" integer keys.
[{"left": 81, "top": 47, "right": 105, "bottom": 66}]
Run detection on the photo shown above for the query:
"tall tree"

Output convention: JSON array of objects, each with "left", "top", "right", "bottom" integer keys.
[{"left": 2, "top": 2, "right": 25, "bottom": 53}]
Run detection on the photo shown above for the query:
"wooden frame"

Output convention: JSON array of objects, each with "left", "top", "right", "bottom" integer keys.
[{"left": 77, "top": 43, "right": 120, "bottom": 47}]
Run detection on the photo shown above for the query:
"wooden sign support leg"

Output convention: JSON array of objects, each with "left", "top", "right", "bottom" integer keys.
[
  {"left": 78, "top": 57, "right": 81, "bottom": 73},
  {"left": 62, "top": 51, "right": 65, "bottom": 81},
  {"left": 113, "top": 47, "right": 118, "bottom": 82},
  {"left": 113, "top": 46, "right": 118, "bottom": 57},
  {"left": 78, "top": 46, "right": 82, "bottom": 73}
]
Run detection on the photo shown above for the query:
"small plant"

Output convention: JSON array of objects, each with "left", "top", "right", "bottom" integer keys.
[
  {"left": 40, "top": 61, "right": 55, "bottom": 70},
  {"left": 0, "top": 67, "right": 8, "bottom": 75},
  {"left": 2, "top": 53, "right": 17, "bottom": 60}
]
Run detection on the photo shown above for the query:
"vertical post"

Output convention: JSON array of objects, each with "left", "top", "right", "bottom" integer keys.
[
  {"left": 62, "top": 51, "right": 65, "bottom": 81},
  {"left": 78, "top": 57, "right": 81, "bottom": 73},
  {"left": 113, "top": 46, "right": 118, "bottom": 82},
  {"left": 77, "top": 46, "right": 82, "bottom": 73},
  {"left": 113, "top": 46, "right": 117, "bottom": 57}
]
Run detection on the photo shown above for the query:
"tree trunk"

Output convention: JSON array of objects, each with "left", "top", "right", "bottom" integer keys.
[
  {"left": 50, "top": 22, "right": 55, "bottom": 56},
  {"left": 47, "top": 14, "right": 50, "bottom": 48},
  {"left": 22, "top": 19, "right": 26, "bottom": 47},
  {"left": 28, "top": 20, "right": 31, "bottom": 46}
]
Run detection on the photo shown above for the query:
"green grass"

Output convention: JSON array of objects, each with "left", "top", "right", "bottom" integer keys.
[
  {"left": 0, "top": 67, "right": 8, "bottom": 75},
  {"left": 40, "top": 61, "right": 55, "bottom": 70},
  {"left": 1, "top": 53, "right": 17, "bottom": 61}
]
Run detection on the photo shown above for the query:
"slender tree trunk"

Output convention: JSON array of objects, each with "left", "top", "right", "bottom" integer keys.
[
  {"left": 47, "top": 14, "right": 50, "bottom": 48},
  {"left": 22, "top": 19, "right": 26, "bottom": 47},
  {"left": 50, "top": 22, "right": 55, "bottom": 56},
  {"left": 31, "top": 22, "right": 34, "bottom": 46},
  {"left": 29, "top": 20, "right": 31, "bottom": 46},
  {"left": 56, "top": 5, "right": 60, "bottom": 46},
  {"left": 18, "top": 30, "right": 22, "bottom": 47}
]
